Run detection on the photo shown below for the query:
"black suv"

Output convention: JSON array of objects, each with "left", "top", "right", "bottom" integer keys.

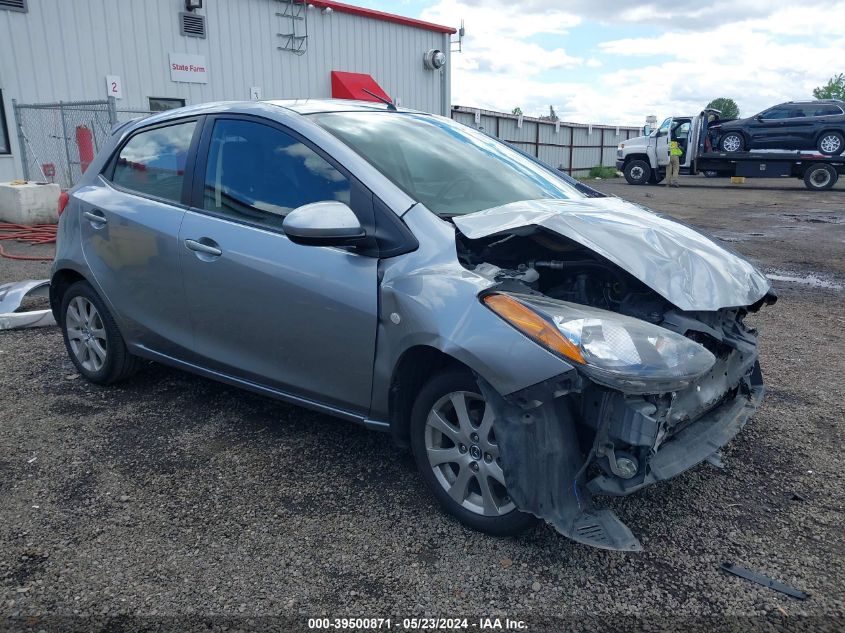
[{"left": 712, "top": 100, "right": 845, "bottom": 155}]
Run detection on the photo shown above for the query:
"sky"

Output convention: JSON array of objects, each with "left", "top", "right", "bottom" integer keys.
[{"left": 356, "top": 0, "right": 845, "bottom": 126}]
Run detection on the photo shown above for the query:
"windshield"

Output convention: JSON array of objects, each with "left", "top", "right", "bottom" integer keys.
[{"left": 310, "top": 112, "right": 588, "bottom": 216}]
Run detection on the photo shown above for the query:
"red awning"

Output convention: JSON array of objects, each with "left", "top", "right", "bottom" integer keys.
[{"left": 331, "top": 71, "right": 391, "bottom": 103}]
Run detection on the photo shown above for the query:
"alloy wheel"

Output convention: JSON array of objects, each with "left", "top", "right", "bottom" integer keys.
[
  {"left": 722, "top": 134, "right": 742, "bottom": 152},
  {"left": 65, "top": 296, "right": 108, "bottom": 372},
  {"left": 629, "top": 165, "right": 644, "bottom": 180},
  {"left": 819, "top": 134, "right": 842, "bottom": 154},
  {"left": 424, "top": 390, "right": 515, "bottom": 517}
]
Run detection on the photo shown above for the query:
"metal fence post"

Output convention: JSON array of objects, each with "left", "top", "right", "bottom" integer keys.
[
  {"left": 107, "top": 96, "right": 118, "bottom": 127},
  {"left": 12, "top": 99, "right": 30, "bottom": 181},
  {"left": 59, "top": 101, "right": 75, "bottom": 187}
]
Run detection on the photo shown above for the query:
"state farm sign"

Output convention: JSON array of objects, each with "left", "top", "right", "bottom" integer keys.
[{"left": 169, "top": 53, "right": 208, "bottom": 84}]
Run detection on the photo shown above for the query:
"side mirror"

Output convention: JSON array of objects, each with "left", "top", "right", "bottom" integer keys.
[
  {"left": 282, "top": 201, "right": 366, "bottom": 247},
  {"left": 755, "top": 115, "right": 764, "bottom": 122}
]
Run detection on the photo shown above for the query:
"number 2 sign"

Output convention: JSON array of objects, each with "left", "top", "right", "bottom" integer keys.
[{"left": 105, "top": 75, "right": 123, "bottom": 99}]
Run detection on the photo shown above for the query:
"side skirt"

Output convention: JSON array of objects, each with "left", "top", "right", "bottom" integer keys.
[{"left": 130, "top": 344, "right": 391, "bottom": 432}]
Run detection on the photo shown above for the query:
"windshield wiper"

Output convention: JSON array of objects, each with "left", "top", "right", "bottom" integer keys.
[{"left": 362, "top": 89, "right": 398, "bottom": 111}]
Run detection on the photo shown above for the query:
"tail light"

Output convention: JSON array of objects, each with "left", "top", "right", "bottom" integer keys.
[{"left": 58, "top": 191, "right": 70, "bottom": 217}]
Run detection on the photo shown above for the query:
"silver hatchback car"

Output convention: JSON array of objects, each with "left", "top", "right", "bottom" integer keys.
[{"left": 51, "top": 100, "right": 776, "bottom": 551}]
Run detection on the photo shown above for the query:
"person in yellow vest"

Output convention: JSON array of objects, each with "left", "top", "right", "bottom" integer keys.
[{"left": 667, "top": 139, "right": 683, "bottom": 187}]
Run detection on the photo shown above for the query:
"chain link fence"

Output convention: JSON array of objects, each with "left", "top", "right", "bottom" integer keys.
[{"left": 12, "top": 97, "right": 153, "bottom": 189}]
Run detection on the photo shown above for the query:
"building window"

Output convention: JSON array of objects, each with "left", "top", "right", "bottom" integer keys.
[
  {"left": 111, "top": 121, "right": 197, "bottom": 203},
  {"left": 0, "top": 0, "right": 28, "bottom": 13},
  {"left": 0, "top": 91, "right": 11, "bottom": 155},
  {"left": 203, "top": 119, "right": 350, "bottom": 230},
  {"left": 149, "top": 97, "right": 186, "bottom": 112}
]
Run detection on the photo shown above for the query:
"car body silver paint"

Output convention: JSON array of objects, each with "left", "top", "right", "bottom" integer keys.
[
  {"left": 369, "top": 202, "right": 577, "bottom": 423},
  {"left": 178, "top": 209, "right": 379, "bottom": 414},
  {"left": 76, "top": 178, "right": 195, "bottom": 355},
  {"left": 453, "top": 197, "right": 772, "bottom": 312}
]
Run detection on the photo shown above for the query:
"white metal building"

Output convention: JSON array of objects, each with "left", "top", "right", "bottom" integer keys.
[{"left": 0, "top": 0, "right": 455, "bottom": 182}]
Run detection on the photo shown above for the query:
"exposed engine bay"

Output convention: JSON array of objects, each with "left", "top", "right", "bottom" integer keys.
[
  {"left": 457, "top": 228, "right": 671, "bottom": 321},
  {"left": 453, "top": 225, "right": 775, "bottom": 550}
]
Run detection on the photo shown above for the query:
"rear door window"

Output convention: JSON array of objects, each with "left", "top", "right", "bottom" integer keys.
[
  {"left": 111, "top": 121, "right": 197, "bottom": 203},
  {"left": 201, "top": 119, "right": 351, "bottom": 230},
  {"left": 808, "top": 105, "right": 843, "bottom": 117}
]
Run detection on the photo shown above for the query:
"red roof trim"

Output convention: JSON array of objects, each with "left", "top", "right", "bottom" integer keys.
[{"left": 308, "top": 1, "right": 456, "bottom": 34}]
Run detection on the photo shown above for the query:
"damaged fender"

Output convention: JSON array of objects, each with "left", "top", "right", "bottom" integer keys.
[{"left": 478, "top": 376, "right": 643, "bottom": 551}]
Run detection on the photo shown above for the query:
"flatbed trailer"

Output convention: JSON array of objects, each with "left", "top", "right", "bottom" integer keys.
[
  {"left": 693, "top": 151, "right": 845, "bottom": 190},
  {"left": 617, "top": 110, "right": 845, "bottom": 190}
]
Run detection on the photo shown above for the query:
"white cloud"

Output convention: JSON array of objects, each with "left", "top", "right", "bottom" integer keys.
[{"left": 420, "top": 0, "right": 845, "bottom": 125}]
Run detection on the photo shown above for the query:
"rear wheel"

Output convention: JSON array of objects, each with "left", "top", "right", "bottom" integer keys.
[
  {"left": 623, "top": 159, "right": 651, "bottom": 185},
  {"left": 410, "top": 370, "right": 537, "bottom": 536},
  {"left": 817, "top": 132, "right": 844, "bottom": 156},
  {"left": 60, "top": 281, "right": 140, "bottom": 384},
  {"left": 720, "top": 132, "right": 744, "bottom": 152},
  {"left": 803, "top": 163, "right": 838, "bottom": 191}
]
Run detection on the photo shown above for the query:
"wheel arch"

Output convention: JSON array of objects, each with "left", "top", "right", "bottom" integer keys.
[
  {"left": 49, "top": 268, "right": 89, "bottom": 322},
  {"left": 623, "top": 152, "right": 650, "bottom": 166},
  {"left": 815, "top": 127, "right": 844, "bottom": 141},
  {"left": 388, "top": 345, "right": 472, "bottom": 448}
]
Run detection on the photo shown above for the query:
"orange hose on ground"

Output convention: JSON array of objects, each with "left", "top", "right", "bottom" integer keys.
[{"left": 0, "top": 223, "right": 57, "bottom": 261}]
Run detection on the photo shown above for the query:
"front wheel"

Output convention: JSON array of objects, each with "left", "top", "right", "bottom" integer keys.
[
  {"left": 410, "top": 370, "right": 537, "bottom": 536},
  {"left": 817, "top": 132, "right": 844, "bottom": 156},
  {"left": 623, "top": 159, "right": 651, "bottom": 185},
  {"left": 803, "top": 164, "right": 838, "bottom": 191},
  {"left": 720, "top": 132, "right": 745, "bottom": 152}
]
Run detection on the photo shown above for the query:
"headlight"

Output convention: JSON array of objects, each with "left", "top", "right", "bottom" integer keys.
[{"left": 483, "top": 293, "right": 716, "bottom": 393}]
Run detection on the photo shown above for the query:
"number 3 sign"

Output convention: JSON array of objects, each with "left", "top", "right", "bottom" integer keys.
[{"left": 105, "top": 75, "right": 123, "bottom": 99}]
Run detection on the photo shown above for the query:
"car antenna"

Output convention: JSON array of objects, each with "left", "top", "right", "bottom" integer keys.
[{"left": 362, "top": 88, "right": 398, "bottom": 111}]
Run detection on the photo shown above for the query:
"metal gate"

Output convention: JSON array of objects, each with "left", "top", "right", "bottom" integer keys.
[{"left": 12, "top": 97, "right": 153, "bottom": 188}]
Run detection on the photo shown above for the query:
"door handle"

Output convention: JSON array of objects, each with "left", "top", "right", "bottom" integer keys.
[
  {"left": 83, "top": 210, "right": 107, "bottom": 225},
  {"left": 184, "top": 238, "right": 222, "bottom": 258}
]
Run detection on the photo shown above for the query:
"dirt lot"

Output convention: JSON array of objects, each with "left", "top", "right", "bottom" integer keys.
[{"left": 1, "top": 177, "right": 843, "bottom": 632}]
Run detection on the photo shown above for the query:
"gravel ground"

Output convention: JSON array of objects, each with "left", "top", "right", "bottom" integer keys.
[{"left": 1, "top": 177, "right": 843, "bottom": 632}]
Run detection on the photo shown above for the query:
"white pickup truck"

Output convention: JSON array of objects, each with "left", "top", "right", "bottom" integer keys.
[{"left": 615, "top": 109, "right": 844, "bottom": 190}]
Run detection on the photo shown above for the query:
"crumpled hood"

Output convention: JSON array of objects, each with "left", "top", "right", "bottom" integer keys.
[{"left": 453, "top": 197, "right": 771, "bottom": 312}]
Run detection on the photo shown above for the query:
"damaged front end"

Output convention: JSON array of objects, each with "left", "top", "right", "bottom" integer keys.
[
  {"left": 448, "top": 199, "right": 776, "bottom": 551},
  {"left": 477, "top": 304, "right": 766, "bottom": 551}
]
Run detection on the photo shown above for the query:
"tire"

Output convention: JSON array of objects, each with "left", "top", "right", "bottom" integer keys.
[
  {"left": 720, "top": 132, "right": 744, "bottom": 153},
  {"left": 623, "top": 159, "right": 651, "bottom": 185},
  {"left": 803, "top": 164, "right": 838, "bottom": 191},
  {"left": 60, "top": 280, "right": 140, "bottom": 384},
  {"left": 410, "top": 369, "right": 537, "bottom": 536},
  {"left": 817, "top": 131, "right": 844, "bottom": 156}
]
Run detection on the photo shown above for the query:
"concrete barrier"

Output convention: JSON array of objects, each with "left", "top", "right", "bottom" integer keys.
[{"left": 0, "top": 182, "right": 61, "bottom": 225}]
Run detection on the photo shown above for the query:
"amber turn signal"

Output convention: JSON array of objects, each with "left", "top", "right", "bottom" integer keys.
[{"left": 483, "top": 293, "right": 586, "bottom": 364}]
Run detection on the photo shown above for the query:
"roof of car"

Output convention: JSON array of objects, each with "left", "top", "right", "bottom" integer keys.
[
  {"left": 266, "top": 99, "right": 425, "bottom": 115},
  {"left": 117, "top": 99, "right": 428, "bottom": 133},
  {"left": 784, "top": 99, "right": 844, "bottom": 105}
]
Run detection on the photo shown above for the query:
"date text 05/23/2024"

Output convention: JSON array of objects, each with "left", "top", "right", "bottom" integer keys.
[{"left": 307, "top": 617, "right": 528, "bottom": 630}]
